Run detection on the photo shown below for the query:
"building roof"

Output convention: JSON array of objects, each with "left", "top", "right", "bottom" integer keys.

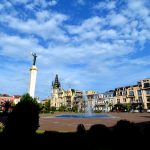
[
  {"left": 14, "top": 95, "right": 21, "bottom": 98},
  {"left": 52, "top": 74, "right": 61, "bottom": 89},
  {"left": 0, "top": 94, "right": 11, "bottom": 97}
]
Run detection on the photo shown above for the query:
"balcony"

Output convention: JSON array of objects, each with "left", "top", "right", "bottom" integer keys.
[
  {"left": 66, "top": 99, "right": 71, "bottom": 102},
  {"left": 146, "top": 94, "right": 150, "bottom": 97},
  {"left": 96, "top": 103, "right": 105, "bottom": 106},
  {"left": 142, "top": 83, "right": 150, "bottom": 89},
  {"left": 127, "top": 95, "right": 135, "bottom": 98},
  {"left": 142, "top": 87, "right": 150, "bottom": 90},
  {"left": 146, "top": 97, "right": 150, "bottom": 103}
]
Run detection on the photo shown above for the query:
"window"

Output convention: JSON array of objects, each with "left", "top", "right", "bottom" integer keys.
[
  {"left": 144, "top": 83, "right": 150, "bottom": 88},
  {"left": 123, "top": 98, "right": 126, "bottom": 102},
  {"left": 138, "top": 97, "right": 142, "bottom": 102},
  {"left": 123, "top": 91, "right": 127, "bottom": 96},
  {"left": 117, "top": 99, "right": 120, "bottom": 103},
  {"left": 146, "top": 90, "right": 150, "bottom": 94},
  {"left": 138, "top": 90, "right": 142, "bottom": 95},
  {"left": 147, "top": 97, "right": 150, "bottom": 102},
  {"left": 129, "top": 91, "right": 134, "bottom": 96}
]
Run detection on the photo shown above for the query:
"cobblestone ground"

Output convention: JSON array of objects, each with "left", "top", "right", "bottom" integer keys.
[{"left": 38, "top": 112, "right": 150, "bottom": 132}]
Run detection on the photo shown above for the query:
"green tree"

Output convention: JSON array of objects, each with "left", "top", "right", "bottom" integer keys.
[
  {"left": 44, "top": 100, "right": 51, "bottom": 113},
  {"left": 4, "top": 93, "right": 40, "bottom": 136},
  {"left": 123, "top": 103, "right": 131, "bottom": 112},
  {"left": 58, "top": 105, "right": 67, "bottom": 112},
  {"left": 3, "top": 100, "right": 12, "bottom": 113},
  {"left": 72, "top": 105, "right": 78, "bottom": 112},
  {"left": 38, "top": 103, "right": 44, "bottom": 113},
  {"left": 51, "top": 106, "right": 56, "bottom": 111}
]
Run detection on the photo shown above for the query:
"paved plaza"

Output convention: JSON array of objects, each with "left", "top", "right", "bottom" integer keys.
[{"left": 39, "top": 112, "right": 150, "bottom": 132}]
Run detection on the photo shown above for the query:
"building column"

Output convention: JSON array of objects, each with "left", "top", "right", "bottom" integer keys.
[
  {"left": 142, "top": 90, "right": 148, "bottom": 110},
  {"left": 28, "top": 65, "right": 38, "bottom": 98}
]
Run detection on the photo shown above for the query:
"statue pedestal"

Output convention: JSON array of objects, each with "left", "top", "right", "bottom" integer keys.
[{"left": 28, "top": 65, "right": 38, "bottom": 98}]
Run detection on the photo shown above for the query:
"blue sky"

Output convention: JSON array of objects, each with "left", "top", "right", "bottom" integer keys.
[{"left": 0, "top": 0, "right": 150, "bottom": 100}]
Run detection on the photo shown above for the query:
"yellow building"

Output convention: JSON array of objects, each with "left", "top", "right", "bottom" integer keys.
[
  {"left": 50, "top": 75, "right": 97, "bottom": 112},
  {"left": 51, "top": 74, "right": 76, "bottom": 110},
  {"left": 114, "top": 78, "right": 150, "bottom": 111}
]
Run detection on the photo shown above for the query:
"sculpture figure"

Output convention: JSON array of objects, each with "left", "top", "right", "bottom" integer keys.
[{"left": 32, "top": 53, "right": 37, "bottom": 66}]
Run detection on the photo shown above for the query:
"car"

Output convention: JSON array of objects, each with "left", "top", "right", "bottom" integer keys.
[{"left": 147, "top": 109, "right": 150, "bottom": 113}]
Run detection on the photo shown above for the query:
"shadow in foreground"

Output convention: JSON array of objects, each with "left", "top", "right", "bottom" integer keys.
[
  {"left": 0, "top": 120, "right": 150, "bottom": 150},
  {"left": 0, "top": 94, "right": 150, "bottom": 150}
]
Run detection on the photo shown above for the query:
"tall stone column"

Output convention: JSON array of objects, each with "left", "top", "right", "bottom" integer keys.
[
  {"left": 142, "top": 90, "right": 148, "bottom": 110},
  {"left": 28, "top": 65, "right": 38, "bottom": 98},
  {"left": 28, "top": 52, "right": 38, "bottom": 98}
]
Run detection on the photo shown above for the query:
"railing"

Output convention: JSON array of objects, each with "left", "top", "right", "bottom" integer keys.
[{"left": 127, "top": 95, "right": 135, "bottom": 97}]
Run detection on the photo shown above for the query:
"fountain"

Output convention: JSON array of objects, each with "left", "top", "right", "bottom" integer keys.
[
  {"left": 82, "top": 90, "right": 92, "bottom": 115},
  {"left": 54, "top": 90, "right": 113, "bottom": 118}
]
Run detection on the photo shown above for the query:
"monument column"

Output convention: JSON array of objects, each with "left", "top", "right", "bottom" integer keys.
[{"left": 28, "top": 53, "right": 38, "bottom": 98}]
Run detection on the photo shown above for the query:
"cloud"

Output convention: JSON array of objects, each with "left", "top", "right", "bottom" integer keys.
[
  {"left": 108, "top": 13, "right": 128, "bottom": 26},
  {"left": 127, "top": 0, "right": 149, "bottom": 17},
  {"left": 77, "top": 0, "right": 85, "bottom": 5},
  {"left": 0, "top": 0, "right": 150, "bottom": 99},
  {"left": 0, "top": 33, "right": 45, "bottom": 59},
  {"left": 0, "top": 11, "right": 69, "bottom": 42},
  {"left": 8, "top": 0, "right": 58, "bottom": 9},
  {"left": 49, "top": 0, "right": 58, "bottom": 6},
  {"left": 93, "top": 0, "right": 116, "bottom": 10}
]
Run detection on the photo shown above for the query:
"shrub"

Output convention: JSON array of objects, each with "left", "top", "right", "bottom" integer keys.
[
  {"left": 58, "top": 105, "right": 67, "bottom": 112},
  {"left": 72, "top": 106, "right": 78, "bottom": 112},
  {"left": 51, "top": 106, "right": 56, "bottom": 111},
  {"left": 0, "top": 122, "right": 4, "bottom": 133}
]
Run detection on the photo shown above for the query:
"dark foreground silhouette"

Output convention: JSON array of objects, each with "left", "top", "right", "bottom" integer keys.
[{"left": 0, "top": 94, "right": 149, "bottom": 150}]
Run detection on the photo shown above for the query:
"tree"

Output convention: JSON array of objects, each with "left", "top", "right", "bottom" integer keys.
[
  {"left": 3, "top": 100, "right": 12, "bottom": 113},
  {"left": 44, "top": 100, "right": 51, "bottom": 113},
  {"left": 72, "top": 105, "right": 78, "bottom": 112},
  {"left": 58, "top": 105, "right": 67, "bottom": 112},
  {"left": 4, "top": 93, "right": 40, "bottom": 137},
  {"left": 123, "top": 103, "right": 131, "bottom": 112}
]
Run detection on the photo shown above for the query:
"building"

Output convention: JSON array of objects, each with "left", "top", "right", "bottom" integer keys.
[
  {"left": 51, "top": 74, "right": 76, "bottom": 110},
  {"left": 51, "top": 74, "right": 62, "bottom": 109},
  {"left": 103, "top": 90, "right": 114, "bottom": 112},
  {"left": 73, "top": 90, "right": 83, "bottom": 112},
  {"left": 13, "top": 95, "right": 21, "bottom": 104},
  {"left": 50, "top": 75, "right": 100, "bottom": 112},
  {"left": 113, "top": 78, "right": 150, "bottom": 111},
  {"left": 93, "top": 93, "right": 105, "bottom": 112},
  {"left": 50, "top": 74, "right": 150, "bottom": 112},
  {"left": 93, "top": 91, "right": 114, "bottom": 112}
]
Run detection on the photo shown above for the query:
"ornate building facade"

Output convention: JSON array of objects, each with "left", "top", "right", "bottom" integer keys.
[
  {"left": 113, "top": 78, "right": 150, "bottom": 111},
  {"left": 50, "top": 74, "right": 113, "bottom": 112},
  {"left": 51, "top": 74, "right": 76, "bottom": 110},
  {"left": 50, "top": 75, "right": 150, "bottom": 112}
]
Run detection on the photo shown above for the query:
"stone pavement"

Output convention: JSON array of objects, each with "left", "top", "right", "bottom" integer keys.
[{"left": 38, "top": 112, "right": 150, "bottom": 132}]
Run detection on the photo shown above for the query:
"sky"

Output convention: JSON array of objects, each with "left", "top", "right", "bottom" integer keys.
[{"left": 0, "top": 0, "right": 150, "bottom": 100}]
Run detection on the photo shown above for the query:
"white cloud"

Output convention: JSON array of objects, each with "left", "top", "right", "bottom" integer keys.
[
  {"left": 11, "top": 0, "right": 30, "bottom": 4},
  {"left": 128, "top": 0, "right": 149, "bottom": 17},
  {"left": 108, "top": 13, "right": 128, "bottom": 26},
  {"left": 0, "top": 0, "right": 150, "bottom": 99},
  {"left": 93, "top": 1, "right": 116, "bottom": 10},
  {"left": 67, "top": 16, "right": 102, "bottom": 34},
  {"left": 129, "top": 56, "right": 150, "bottom": 65},
  {"left": 77, "top": 0, "right": 85, "bottom": 5},
  {"left": 49, "top": 0, "right": 58, "bottom": 6},
  {"left": 0, "top": 33, "right": 47, "bottom": 60},
  {"left": 0, "top": 11, "right": 69, "bottom": 42},
  {"left": 9, "top": 0, "right": 58, "bottom": 9}
]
